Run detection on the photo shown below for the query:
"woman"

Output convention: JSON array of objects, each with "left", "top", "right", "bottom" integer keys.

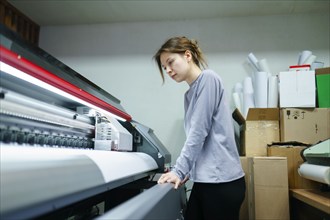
[{"left": 153, "top": 36, "right": 245, "bottom": 220}]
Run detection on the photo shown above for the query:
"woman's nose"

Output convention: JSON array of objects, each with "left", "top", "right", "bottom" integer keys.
[{"left": 166, "top": 67, "right": 172, "bottom": 74}]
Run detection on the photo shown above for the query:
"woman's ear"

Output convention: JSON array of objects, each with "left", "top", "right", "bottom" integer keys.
[{"left": 184, "top": 50, "right": 192, "bottom": 62}]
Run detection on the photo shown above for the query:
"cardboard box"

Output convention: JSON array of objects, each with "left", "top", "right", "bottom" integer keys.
[
  {"left": 267, "top": 145, "right": 320, "bottom": 189},
  {"left": 247, "top": 157, "right": 290, "bottom": 220},
  {"left": 315, "top": 67, "right": 330, "bottom": 108},
  {"left": 233, "top": 108, "right": 280, "bottom": 156},
  {"left": 279, "top": 70, "right": 316, "bottom": 108},
  {"left": 280, "top": 108, "right": 330, "bottom": 144}
]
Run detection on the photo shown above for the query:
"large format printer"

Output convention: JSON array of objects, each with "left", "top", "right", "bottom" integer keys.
[
  {"left": 0, "top": 24, "right": 186, "bottom": 220},
  {"left": 298, "top": 139, "right": 330, "bottom": 186}
]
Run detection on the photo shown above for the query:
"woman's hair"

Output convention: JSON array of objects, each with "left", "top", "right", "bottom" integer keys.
[{"left": 153, "top": 36, "right": 208, "bottom": 83}]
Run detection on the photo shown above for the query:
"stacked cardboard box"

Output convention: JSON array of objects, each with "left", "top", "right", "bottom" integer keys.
[
  {"left": 278, "top": 67, "right": 330, "bottom": 108},
  {"left": 315, "top": 67, "right": 330, "bottom": 108},
  {"left": 234, "top": 107, "right": 329, "bottom": 219},
  {"left": 280, "top": 108, "right": 330, "bottom": 144},
  {"left": 279, "top": 70, "right": 316, "bottom": 108},
  {"left": 239, "top": 157, "right": 290, "bottom": 220},
  {"left": 233, "top": 108, "right": 279, "bottom": 156},
  {"left": 235, "top": 67, "right": 329, "bottom": 220},
  {"left": 233, "top": 107, "right": 330, "bottom": 156},
  {"left": 267, "top": 145, "right": 320, "bottom": 189}
]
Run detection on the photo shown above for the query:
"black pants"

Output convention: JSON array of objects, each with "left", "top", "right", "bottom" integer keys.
[{"left": 184, "top": 177, "right": 246, "bottom": 220}]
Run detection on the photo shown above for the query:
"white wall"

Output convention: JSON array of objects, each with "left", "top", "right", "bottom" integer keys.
[{"left": 39, "top": 13, "right": 329, "bottom": 163}]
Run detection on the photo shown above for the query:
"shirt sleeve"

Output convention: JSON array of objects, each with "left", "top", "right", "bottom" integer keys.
[{"left": 172, "top": 73, "right": 222, "bottom": 180}]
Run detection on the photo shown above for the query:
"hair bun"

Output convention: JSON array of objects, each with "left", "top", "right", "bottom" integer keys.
[{"left": 190, "top": 38, "right": 198, "bottom": 45}]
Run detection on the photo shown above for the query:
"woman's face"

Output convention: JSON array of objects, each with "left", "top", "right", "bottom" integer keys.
[{"left": 160, "top": 51, "right": 191, "bottom": 83}]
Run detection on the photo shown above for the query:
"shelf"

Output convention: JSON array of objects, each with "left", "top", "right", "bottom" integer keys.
[{"left": 290, "top": 189, "right": 330, "bottom": 214}]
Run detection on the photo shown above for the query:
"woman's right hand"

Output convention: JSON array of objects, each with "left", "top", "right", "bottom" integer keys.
[{"left": 158, "top": 171, "right": 181, "bottom": 189}]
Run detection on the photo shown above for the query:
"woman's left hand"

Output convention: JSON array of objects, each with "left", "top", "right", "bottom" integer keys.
[{"left": 157, "top": 172, "right": 181, "bottom": 189}]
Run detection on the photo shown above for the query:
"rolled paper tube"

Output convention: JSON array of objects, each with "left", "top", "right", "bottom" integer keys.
[
  {"left": 268, "top": 76, "right": 278, "bottom": 107},
  {"left": 304, "top": 55, "right": 317, "bottom": 65},
  {"left": 299, "top": 50, "right": 312, "bottom": 65},
  {"left": 311, "top": 61, "right": 324, "bottom": 70},
  {"left": 234, "top": 82, "right": 243, "bottom": 93},
  {"left": 247, "top": 52, "right": 260, "bottom": 71},
  {"left": 254, "top": 72, "right": 268, "bottom": 108},
  {"left": 297, "top": 52, "right": 302, "bottom": 65},
  {"left": 258, "top": 58, "right": 271, "bottom": 73},
  {"left": 243, "top": 93, "right": 255, "bottom": 118},
  {"left": 298, "top": 163, "right": 330, "bottom": 185},
  {"left": 243, "top": 77, "right": 254, "bottom": 94},
  {"left": 233, "top": 92, "right": 242, "bottom": 113}
]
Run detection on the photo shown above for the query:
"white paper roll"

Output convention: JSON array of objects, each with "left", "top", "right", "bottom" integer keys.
[
  {"left": 233, "top": 92, "right": 242, "bottom": 113},
  {"left": 242, "top": 77, "right": 255, "bottom": 118},
  {"left": 304, "top": 55, "right": 317, "bottom": 65},
  {"left": 247, "top": 52, "right": 260, "bottom": 71},
  {"left": 243, "top": 77, "right": 254, "bottom": 94},
  {"left": 234, "top": 83, "right": 244, "bottom": 112},
  {"left": 254, "top": 72, "right": 268, "bottom": 108},
  {"left": 268, "top": 76, "right": 278, "bottom": 107},
  {"left": 311, "top": 61, "right": 324, "bottom": 70},
  {"left": 258, "top": 58, "right": 271, "bottom": 73},
  {"left": 298, "top": 162, "right": 330, "bottom": 185},
  {"left": 243, "top": 93, "right": 255, "bottom": 118},
  {"left": 234, "top": 82, "right": 243, "bottom": 93},
  {"left": 299, "top": 50, "right": 312, "bottom": 65},
  {"left": 297, "top": 52, "right": 302, "bottom": 65}
]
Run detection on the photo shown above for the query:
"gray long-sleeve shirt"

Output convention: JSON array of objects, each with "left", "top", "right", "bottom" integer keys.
[{"left": 172, "top": 69, "right": 244, "bottom": 183}]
